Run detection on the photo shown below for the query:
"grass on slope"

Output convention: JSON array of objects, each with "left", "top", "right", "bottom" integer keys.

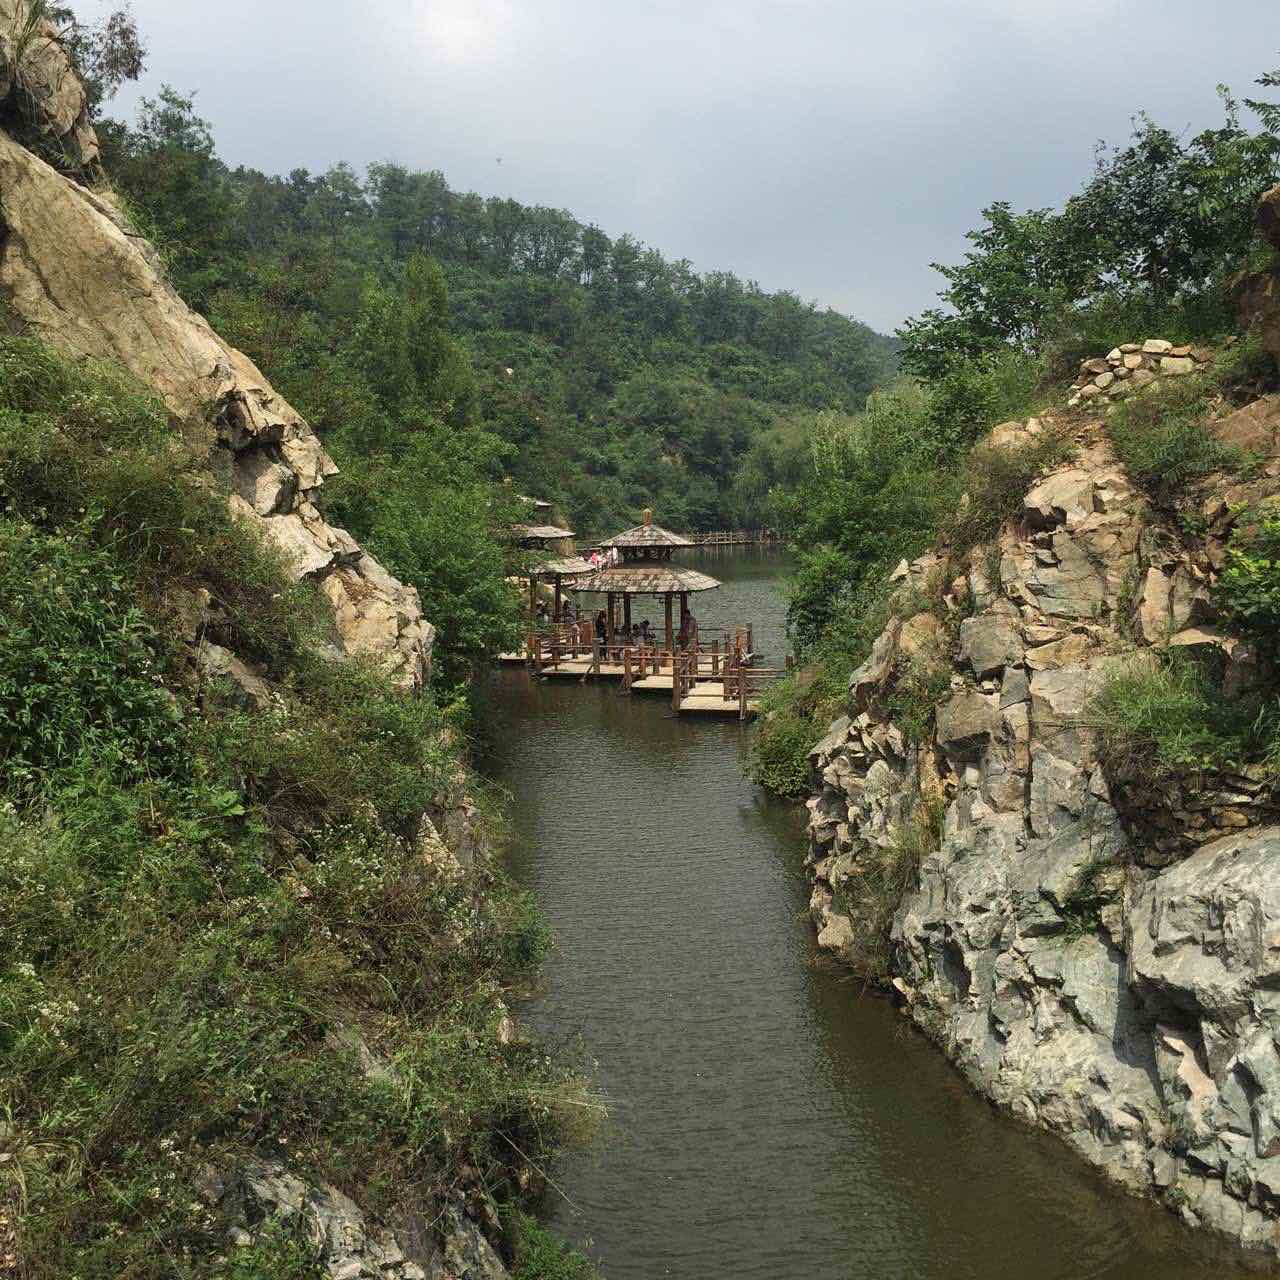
[{"left": 0, "top": 333, "right": 594, "bottom": 1278}]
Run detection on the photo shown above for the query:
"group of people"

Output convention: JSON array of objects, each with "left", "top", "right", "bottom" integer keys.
[
  {"left": 536, "top": 596, "right": 699, "bottom": 649},
  {"left": 587, "top": 546, "right": 621, "bottom": 569},
  {"left": 589, "top": 614, "right": 657, "bottom": 646}
]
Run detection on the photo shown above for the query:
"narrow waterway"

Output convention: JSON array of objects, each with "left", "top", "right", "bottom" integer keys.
[{"left": 481, "top": 549, "right": 1245, "bottom": 1280}]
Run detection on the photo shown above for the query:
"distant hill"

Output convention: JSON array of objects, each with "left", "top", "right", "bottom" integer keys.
[{"left": 100, "top": 91, "right": 897, "bottom": 535}]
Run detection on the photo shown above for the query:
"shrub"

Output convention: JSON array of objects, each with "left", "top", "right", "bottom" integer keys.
[
  {"left": 923, "top": 349, "right": 1043, "bottom": 457},
  {"left": 1106, "top": 377, "right": 1242, "bottom": 504},
  {"left": 1091, "top": 649, "right": 1278, "bottom": 783},
  {"left": 745, "top": 700, "right": 821, "bottom": 799},
  {"left": 1215, "top": 504, "right": 1280, "bottom": 654},
  {"left": 0, "top": 332, "right": 317, "bottom": 667},
  {"left": 0, "top": 522, "right": 185, "bottom": 795},
  {"left": 507, "top": 1212, "right": 599, "bottom": 1280}
]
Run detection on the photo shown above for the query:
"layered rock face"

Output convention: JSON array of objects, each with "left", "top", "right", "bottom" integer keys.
[
  {"left": 806, "top": 400, "right": 1280, "bottom": 1255},
  {"left": 0, "top": 19, "right": 431, "bottom": 687}
]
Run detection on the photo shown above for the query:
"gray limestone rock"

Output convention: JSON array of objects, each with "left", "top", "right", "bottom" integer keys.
[
  {"left": 936, "top": 690, "right": 1000, "bottom": 758},
  {"left": 959, "top": 613, "right": 1023, "bottom": 677}
]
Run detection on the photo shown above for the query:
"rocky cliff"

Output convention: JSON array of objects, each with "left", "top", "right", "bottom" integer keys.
[
  {"left": 805, "top": 191, "right": 1280, "bottom": 1258},
  {"left": 0, "top": 0, "right": 431, "bottom": 690}
]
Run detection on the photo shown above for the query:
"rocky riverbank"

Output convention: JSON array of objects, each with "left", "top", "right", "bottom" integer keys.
[{"left": 805, "top": 191, "right": 1280, "bottom": 1259}]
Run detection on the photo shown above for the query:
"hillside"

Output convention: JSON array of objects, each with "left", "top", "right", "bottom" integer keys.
[
  {"left": 0, "top": 8, "right": 596, "bottom": 1277},
  {"left": 96, "top": 89, "right": 897, "bottom": 539},
  {"left": 804, "top": 310, "right": 1280, "bottom": 1253}
]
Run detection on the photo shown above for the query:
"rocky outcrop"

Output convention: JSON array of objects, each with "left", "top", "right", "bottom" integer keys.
[
  {"left": 0, "top": 0, "right": 99, "bottom": 172},
  {"left": 0, "top": 27, "right": 431, "bottom": 686},
  {"left": 805, "top": 397, "right": 1280, "bottom": 1257},
  {"left": 1066, "top": 340, "right": 1214, "bottom": 410},
  {"left": 201, "top": 1155, "right": 512, "bottom": 1280}
]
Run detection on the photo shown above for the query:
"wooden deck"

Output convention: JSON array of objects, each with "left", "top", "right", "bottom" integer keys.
[
  {"left": 540, "top": 658, "right": 626, "bottom": 679},
  {"left": 499, "top": 625, "right": 786, "bottom": 721},
  {"left": 677, "top": 680, "right": 762, "bottom": 716}
]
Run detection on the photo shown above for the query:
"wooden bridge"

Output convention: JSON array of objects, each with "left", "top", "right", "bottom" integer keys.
[
  {"left": 499, "top": 623, "right": 789, "bottom": 718},
  {"left": 685, "top": 529, "right": 781, "bottom": 547}
]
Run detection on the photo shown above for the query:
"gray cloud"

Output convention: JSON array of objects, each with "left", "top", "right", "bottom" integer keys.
[{"left": 104, "top": 0, "right": 1278, "bottom": 332}]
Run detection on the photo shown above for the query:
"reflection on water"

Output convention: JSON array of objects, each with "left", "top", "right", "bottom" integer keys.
[{"left": 480, "top": 549, "right": 1247, "bottom": 1280}]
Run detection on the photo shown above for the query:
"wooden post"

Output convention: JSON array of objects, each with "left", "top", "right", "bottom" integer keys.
[
  {"left": 606, "top": 592, "right": 615, "bottom": 649},
  {"left": 623, "top": 594, "right": 632, "bottom": 637},
  {"left": 746, "top": 624, "right": 754, "bottom": 658},
  {"left": 664, "top": 593, "right": 673, "bottom": 655},
  {"left": 529, "top": 574, "right": 537, "bottom": 621},
  {"left": 623, "top": 646, "right": 632, "bottom": 692},
  {"left": 672, "top": 652, "right": 682, "bottom": 713},
  {"left": 679, "top": 592, "right": 689, "bottom": 648},
  {"left": 739, "top": 666, "right": 747, "bottom": 721},
  {"left": 592, "top": 630, "right": 600, "bottom": 677},
  {"left": 553, "top": 577, "right": 562, "bottom": 623}
]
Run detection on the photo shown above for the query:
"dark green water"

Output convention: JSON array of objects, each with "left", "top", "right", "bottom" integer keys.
[{"left": 481, "top": 549, "right": 1249, "bottom": 1280}]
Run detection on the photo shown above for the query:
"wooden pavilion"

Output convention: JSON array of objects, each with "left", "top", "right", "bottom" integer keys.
[
  {"left": 571, "top": 510, "right": 719, "bottom": 651},
  {"left": 512, "top": 521, "right": 577, "bottom": 619},
  {"left": 532, "top": 554, "right": 593, "bottom": 622}
]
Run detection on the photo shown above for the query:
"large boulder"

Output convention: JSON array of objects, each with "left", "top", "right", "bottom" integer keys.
[
  {"left": 935, "top": 689, "right": 1000, "bottom": 757},
  {"left": 958, "top": 612, "right": 1022, "bottom": 677}
]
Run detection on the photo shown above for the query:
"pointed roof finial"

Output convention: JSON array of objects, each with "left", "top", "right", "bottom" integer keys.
[{"left": 643, "top": 507, "right": 652, "bottom": 526}]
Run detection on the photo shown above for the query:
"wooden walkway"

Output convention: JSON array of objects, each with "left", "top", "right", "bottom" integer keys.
[
  {"left": 502, "top": 624, "right": 787, "bottom": 719},
  {"left": 686, "top": 530, "right": 780, "bottom": 546}
]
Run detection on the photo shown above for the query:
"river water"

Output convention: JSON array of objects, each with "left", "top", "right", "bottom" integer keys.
[{"left": 481, "top": 548, "right": 1247, "bottom": 1280}]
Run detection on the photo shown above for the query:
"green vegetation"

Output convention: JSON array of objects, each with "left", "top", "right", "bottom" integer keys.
[
  {"left": 1094, "top": 498, "right": 1280, "bottom": 791},
  {"left": 750, "top": 63, "right": 1280, "bottom": 798},
  {"left": 508, "top": 1211, "right": 599, "bottom": 1280},
  {"left": 896, "top": 92, "right": 1280, "bottom": 380},
  {"left": 1091, "top": 649, "right": 1279, "bottom": 782},
  {"left": 1059, "top": 855, "right": 1119, "bottom": 941},
  {"left": 94, "top": 88, "right": 896, "bottom": 548},
  {"left": 1216, "top": 503, "right": 1280, "bottom": 655},
  {"left": 0, "top": 335, "right": 596, "bottom": 1277},
  {"left": 884, "top": 648, "right": 953, "bottom": 745}
]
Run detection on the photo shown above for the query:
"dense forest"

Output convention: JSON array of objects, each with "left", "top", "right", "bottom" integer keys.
[{"left": 96, "top": 87, "right": 896, "bottom": 539}]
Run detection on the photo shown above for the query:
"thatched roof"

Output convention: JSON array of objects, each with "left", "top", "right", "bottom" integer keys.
[
  {"left": 514, "top": 523, "right": 575, "bottom": 544},
  {"left": 570, "top": 565, "right": 720, "bottom": 595},
  {"left": 533, "top": 556, "right": 594, "bottom": 579},
  {"left": 599, "top": 521, "right": 692, "bottom": 549}
]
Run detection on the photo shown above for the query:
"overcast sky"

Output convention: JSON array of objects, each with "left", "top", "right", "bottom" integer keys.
[{"left": 103, "top": 0, "right": 1277, "bottom": 334}]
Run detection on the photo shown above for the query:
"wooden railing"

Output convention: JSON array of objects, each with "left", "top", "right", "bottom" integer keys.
[{"left": 687, "top": 530, "right": 781, "bottom": 546}]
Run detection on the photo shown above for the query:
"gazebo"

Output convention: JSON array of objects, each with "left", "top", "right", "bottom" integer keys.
[
  {"left": 572, "top": 510, "right": 719, "bottom": 650},
  {"left": 532, "top": 554, "right": 593, "bottom": 622},
  {"left": 512, "top": 521, "right": 577, "bottom": 619}
]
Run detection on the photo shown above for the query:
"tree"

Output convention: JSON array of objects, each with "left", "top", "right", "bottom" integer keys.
[
  {"left": 49, "top": 1, "right": 145, "bottom": 114},
  {"left": 898, "top": 84, "right": 1280, "bottom": 381}
]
